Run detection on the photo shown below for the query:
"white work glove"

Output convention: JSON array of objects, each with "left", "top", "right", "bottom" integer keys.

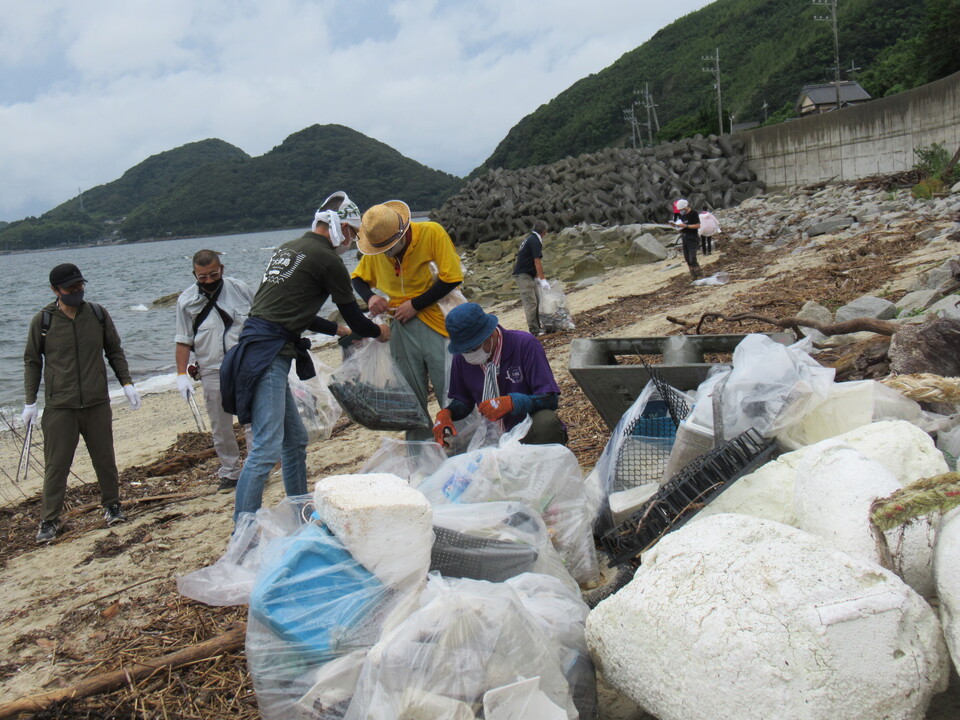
[
  {"left": 21, "top": 403, "right": 38, "bottom": 426},
  {"left": 537, "top": 278, "right": 550, "bottom": 291},
  {"left": 176, "top": 373, "right": 194, "bottom": 402},
  {"left": 123, "top": 384, "right": 142, "bottom": 411}
]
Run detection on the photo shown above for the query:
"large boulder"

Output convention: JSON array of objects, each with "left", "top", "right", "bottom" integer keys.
[
  {"left": 889, "top": 318, "right": 960, "bottom": 376},
  {"left": 586, "top": 514, "right": 948, "bottom": 720},
  {"left": 895, "top": 289, "right": 942, "bottom": 316},
  {"left": 835, "top": 295, "right": 897, "bottom": 323},
  {"left": 807, "top": 215, "right": 856, "bottom": 236},
  {"left": 475, "top": 239, "right": 506, "bottom": 263},
  {"left": 630, "top": 234, "right": 669, "bottom": 263},
  {"left": 924, "top": 293, "right": 960, "bottom": 321}
]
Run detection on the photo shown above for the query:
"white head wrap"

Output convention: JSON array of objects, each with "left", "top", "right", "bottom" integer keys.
[{"left": 312, "top": 209, "right": 345, "bottom": 247}]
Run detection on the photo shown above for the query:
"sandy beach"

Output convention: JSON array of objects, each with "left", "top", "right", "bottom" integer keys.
[{"left": 1, "top": 193, "right": 959, "bottom": 717}]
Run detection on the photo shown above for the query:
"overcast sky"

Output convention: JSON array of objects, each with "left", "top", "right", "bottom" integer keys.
[{"left": 0, "top": 0, "right": 712, "bottom": 222}]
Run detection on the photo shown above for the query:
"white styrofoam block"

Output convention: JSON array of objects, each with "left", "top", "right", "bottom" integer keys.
[
  {"left": 794, "top": 446, "right": 901, "bottom": 566},
  {"left": 935, "top": 509, "right": 960, "bottom": 674},
  {"left": 313, "top": 473, "right": 432, "bottom": 586},
  {"left": 586, "top": 513, "right": 948, "bottom": 720},
  {"left": 698, "top": 420, "right": 948, "bottom": 527}
]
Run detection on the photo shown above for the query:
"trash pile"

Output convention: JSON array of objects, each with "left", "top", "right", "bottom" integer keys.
[
  {"left": 584, "top": 333, "right": 960, "bottom": 719},
  {"left": 178, "top": 422, "right": 597, "bottom": 720},
  {"left": 178, "top": 332, "right": 960, "bottom": 719}
]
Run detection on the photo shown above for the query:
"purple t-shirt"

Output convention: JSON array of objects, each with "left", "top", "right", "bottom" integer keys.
[{"left": 447, "top": 328, "right": 561, "bottom": 430}]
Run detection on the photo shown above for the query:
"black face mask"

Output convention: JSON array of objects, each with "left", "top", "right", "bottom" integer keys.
[
  {"left": 60, "top": 289, "right": 84, "bottom": 307},
  {"left": 198, "top": 278, "right": 223, "bottom": 294}
]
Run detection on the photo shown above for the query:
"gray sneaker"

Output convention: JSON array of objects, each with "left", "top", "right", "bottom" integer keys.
[
  {"left": 36, "top": 520, "right": 59, "bottom": 543},
  {"left": 104, "top": 502, "right": 127, "bottom": 526}
]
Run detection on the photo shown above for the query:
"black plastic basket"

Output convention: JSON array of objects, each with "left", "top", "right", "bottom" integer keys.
[
  {"left": 600, "top": 427, "right": 777, "bottom": 566},
  {"left": 430, "top": 526, "right": 540, "bottom": 582}
]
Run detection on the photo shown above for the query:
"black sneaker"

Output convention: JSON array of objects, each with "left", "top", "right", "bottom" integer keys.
[
  {"left": 104, "top": 502, "right": 127, "bottom": 526},
  {"left": 217, "top": 477, "right": 238, "bottom": 494},
  {"left": 36, "top": 520, "right": 59, "bottom": 543}
]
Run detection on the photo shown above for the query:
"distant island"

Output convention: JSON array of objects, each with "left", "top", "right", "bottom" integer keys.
[{"left": 0, "top": 126, "right": 461, "bottom": 253}]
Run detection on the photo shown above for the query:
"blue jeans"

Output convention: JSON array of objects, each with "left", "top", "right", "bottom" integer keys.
[{"left": 233, "top": 355, "right": 308, "bottom": 523}]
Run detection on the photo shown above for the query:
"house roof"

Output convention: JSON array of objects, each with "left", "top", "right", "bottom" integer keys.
[{"left": 796, "top": 81, "right": 872, "bottom": 112}]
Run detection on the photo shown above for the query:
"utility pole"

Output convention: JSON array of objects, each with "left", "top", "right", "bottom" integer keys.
[
  {"left": 813, "top": 0, "right": 841, "bottom": 111},
  {"left": 846, "top": 59, "right": 861, "bottom": 80},
  {"left": 78, "top": 187, "right": 85, "bottom": 213},
  {"left": 729, "top": 113, "right": 736, "bottom": 134},
  {"left": 642, "top": 83, "right": 660, "bottom": 146},
  {"left": 702, "top": 48, "right": 722, "bottom": 134},
  {"left": 761, "top": 99, "right": 769, "bottom": 122}
]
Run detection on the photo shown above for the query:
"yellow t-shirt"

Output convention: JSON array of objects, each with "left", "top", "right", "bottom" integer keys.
[{"left": 352, "top": 221, "right": 464, "bottom": 336}]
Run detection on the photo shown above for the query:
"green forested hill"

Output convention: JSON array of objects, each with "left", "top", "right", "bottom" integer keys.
[
  {"left": 479, "top": 0, "right": 952, "bottom": 173},
  {"left": 0, "top": 125, "right": 460, "bottom": 250},
  {"left": 121, "top": 125, "right": 461, "bottom": 239}
]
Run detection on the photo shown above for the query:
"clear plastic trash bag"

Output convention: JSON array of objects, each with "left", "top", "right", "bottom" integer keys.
[
  {"left": 687, "top": 334, "right": 835, "bottom": 440},
  {"left": 246, "top": 521, "right": 414, "bottom": 720},
  {"left": 289, "top": 357, "right": 342, "bottom": 442},
  {"left": 328, "top": 336, "right": 431, "bottom": 431},
  {"left": 591, "top": 380, "right": 691, "bottom": 533},
  {"left": 536, "top": 279, "right": 575, "bottom": 332},
  {"left": 176, "top": 495, "right": 314, "bottom": 606},
  {"left": 339, "top": 573, "right": 590, "bottom": 720},
  {"left": 359, "top": 437, "right": 448, "bottom": 485},
  {"left": 416, "top": 420, "right": 599, "bottom": 585}
]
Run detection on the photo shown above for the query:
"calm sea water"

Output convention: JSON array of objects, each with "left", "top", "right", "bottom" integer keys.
[{"left": 0, "top": 228, "right": 360, "bottom": 411}]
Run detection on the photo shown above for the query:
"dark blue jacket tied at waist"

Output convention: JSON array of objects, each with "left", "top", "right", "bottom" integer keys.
[{"left": 220, "top": 316, "right": 316, "bottom": 424}]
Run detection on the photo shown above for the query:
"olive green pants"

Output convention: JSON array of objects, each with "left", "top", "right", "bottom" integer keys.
[
  {"left": 41, "top": 402, "right": 121, "bottom": 522},
  {"left": 520, "top": 409, "right": 568, "bottom": 446},
  {"left": 389, "top": 317, "right": 449, "bottom": 442}
]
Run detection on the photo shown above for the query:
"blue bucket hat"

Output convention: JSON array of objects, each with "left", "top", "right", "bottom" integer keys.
[{"left": 445, "top": 303, "right": 499, "bottom": 354}]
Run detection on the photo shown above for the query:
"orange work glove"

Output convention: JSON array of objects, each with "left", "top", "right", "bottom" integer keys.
[
  {"left": 433, "top": 408, "right": 456, "bottom": 447},
  {"left": 478, "top": 395, "right": 513, "bottom": 421}
]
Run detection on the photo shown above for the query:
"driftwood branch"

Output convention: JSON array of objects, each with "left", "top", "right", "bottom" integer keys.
[
  {"left": 64, "top": 492, "right": 205, "bottom": 519},
  {"left": 666, "top": 312, "right": 899, "bottom": 337},
  {"left": 0, "top": 622, "right": 246, "bottom": 719}
]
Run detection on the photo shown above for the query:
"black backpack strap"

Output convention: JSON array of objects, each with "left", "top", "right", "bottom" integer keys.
[
  {"left": 192, "top": 286, "right": 233, "bottom": 337},
  {"left": 39, "top": 311, "right": 52, "bottom": 355},
  {"left": 88, "top": 301, "right": 106, "bottom": 327}
]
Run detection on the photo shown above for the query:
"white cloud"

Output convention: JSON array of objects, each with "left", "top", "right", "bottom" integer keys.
[{"left": 0, "top": 0, "right": 711, "bottom": 221}]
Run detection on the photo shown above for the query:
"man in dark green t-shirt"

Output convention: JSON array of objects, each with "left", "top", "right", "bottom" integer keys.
[{"left": 225, "top": 192, "right": 391, "bottom": 524}]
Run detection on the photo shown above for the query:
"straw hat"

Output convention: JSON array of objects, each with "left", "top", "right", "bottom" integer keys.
[{"left": 357, "top": 200, "right": 410, "bottom": 255}]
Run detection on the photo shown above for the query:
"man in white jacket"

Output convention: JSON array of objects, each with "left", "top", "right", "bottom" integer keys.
[{"left": 174, "top": 249, "right": 254, "bottom": 492}]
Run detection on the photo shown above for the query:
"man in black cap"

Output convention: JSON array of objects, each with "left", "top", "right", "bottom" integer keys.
[{"left": 22, "top": 263, "right": 142, "bottom": 543}]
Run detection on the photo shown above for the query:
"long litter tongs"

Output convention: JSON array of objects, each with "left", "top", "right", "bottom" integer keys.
[
  {"left": 188, "top": 394, "right": 208, "bottom": 433},
  {"left": 16, "top": 419, "right": 34, "bottom": 484}
]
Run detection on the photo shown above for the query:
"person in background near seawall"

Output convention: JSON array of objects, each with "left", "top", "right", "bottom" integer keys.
[
  {"left": 675, "top": 198, "right": 702, "bottom": 279},
  {"left": 23, "top": 263, "right": 142, "bottom": 543},
  {"left": 221, "top": 192, "right": 390, "bottom": 525},
  {"left": 174, "top": 250, "right": 254, "bottom": 493},
  {"left": 433, "top": 303, "right": 567, "bottom": 448},
  {"left": 351, "top": 200, "right": 464, "bottom": 441},
  {"left": 512, "top": 219, "right": 549, "bottom": 336}
]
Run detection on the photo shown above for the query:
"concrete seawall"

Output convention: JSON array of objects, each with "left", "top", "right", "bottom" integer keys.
[{"left": 741, "top": 71, "right": 960, "bottom": 188}]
